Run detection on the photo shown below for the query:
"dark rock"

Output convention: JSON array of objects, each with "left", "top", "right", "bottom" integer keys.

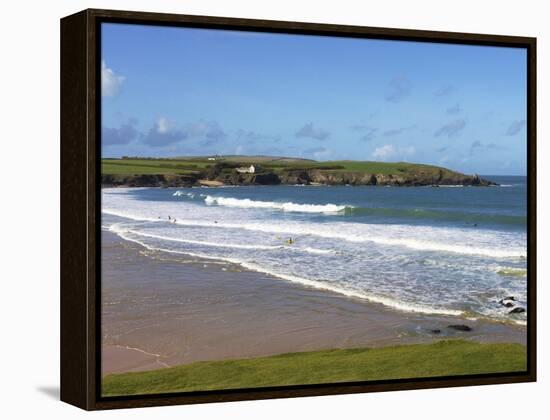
[
  {"left": 101, "top": 173, "right": 199, "bottom": 188},
  {"left": 429, "top": 329, "right": 441, "bottom": 334},
  {"left": 447, "top": 324, "right": 472, "bottom": 332},
  {"left": 102, "top": 162, "right": 500, "bottom": 188},
  {"left": 279, "top": 169, "right": 310, "bottom": 185},
  {"left": 252, "top": 172, "right": 281, "bottom": 185},
  {"left": 471, "top": 174, "right": 482, "bottom": 186},
  {"left": 509, "top": 307, "right": 526, "bottom": 314},
  {"left": 498, "top": 296, "right": 517, "bottom": 306}
]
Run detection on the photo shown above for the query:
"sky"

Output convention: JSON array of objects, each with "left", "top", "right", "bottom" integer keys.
[{"left": 101, "top": 23, "right": 527, "bottom": 175}]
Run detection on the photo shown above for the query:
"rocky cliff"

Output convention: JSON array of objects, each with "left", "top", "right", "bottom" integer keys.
[{"left": 102, "top": 167, "right": 497, "bottom": 188}]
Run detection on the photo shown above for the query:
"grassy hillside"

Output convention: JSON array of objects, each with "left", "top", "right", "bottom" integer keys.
[
  {"left": 101, "top": 158, "right": 208, "bottom": 175},
  {"left": 102, "top": 340, "right": 526, "bottom": 397},
  {"left": 101, "top": 156, "right": 459, "bottom": 177},
  {"left": 326, "top": 160, "right": 456, "bottom": 175}
]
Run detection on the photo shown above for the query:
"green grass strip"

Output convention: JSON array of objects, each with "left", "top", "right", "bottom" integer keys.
[{"left": 102, "top": 340, "right": 526, "bottom": 397}]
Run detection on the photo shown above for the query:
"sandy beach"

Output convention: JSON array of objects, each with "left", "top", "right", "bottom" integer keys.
[{"left": 101, "top": 230, "right": 526, "bottom": 375}]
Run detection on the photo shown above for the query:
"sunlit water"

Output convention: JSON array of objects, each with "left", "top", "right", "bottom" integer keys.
[{"left": 102, "top": 176, "right": 527, "bottom": 324}]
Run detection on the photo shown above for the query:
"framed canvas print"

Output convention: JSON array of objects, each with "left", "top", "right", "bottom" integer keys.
[{"left": 60, "top": 9, "right": 536, "bottom": 410}]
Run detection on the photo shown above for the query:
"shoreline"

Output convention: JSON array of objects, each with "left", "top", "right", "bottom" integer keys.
[{"left": 101, "top": 229, "right": 526, "bottom": 375}]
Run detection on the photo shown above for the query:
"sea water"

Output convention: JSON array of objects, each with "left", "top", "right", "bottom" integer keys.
[{"left": 102, "top": 176, "right": 527, "bottom": 324}]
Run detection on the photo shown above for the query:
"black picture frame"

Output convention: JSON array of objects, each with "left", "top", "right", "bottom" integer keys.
[{"left": 60, "top": 8, "right": 536, "bottom": 410}]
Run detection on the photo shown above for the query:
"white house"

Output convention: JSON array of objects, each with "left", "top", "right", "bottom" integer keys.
[
  {"left": 207, "top": 157, "right": 216, "bottom": 161},
  {"left": 236, "top": 165, "right": 256, "bottom": 174}
]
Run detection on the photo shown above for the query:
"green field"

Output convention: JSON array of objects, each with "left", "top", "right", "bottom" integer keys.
[
  {"left": 326, "top": 160, "right": 452, "bottom": 175},
  {"left": 101, "top": 156, "right": 457, "bottom": 177},
  {"left": 102, "top": 340, "right": 526, "bottom": 397},
  {"left": 101, "top": 158, "right": 208, "bottom": 175}
]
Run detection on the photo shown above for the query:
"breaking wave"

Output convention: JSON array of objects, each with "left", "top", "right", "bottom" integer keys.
[{"left": 202, "top": 195, "right": 350, "bottom": 214}]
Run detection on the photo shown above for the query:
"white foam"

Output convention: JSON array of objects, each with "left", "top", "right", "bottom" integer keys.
[
  {"left": 298, "top": 247, "right": 338, "bottom": 255},
  {"left": 368, "top": 237, "right": 524, "bottom": 259},
  {"left": 173, "top": 191, "right": 195, "bottom": 198},
  {"left": 102, "top": 209, "right": 164, "bottom": 223},
  {"left": 112, "top": 227, "right": 281, "bottom": 250},
  {"left": 102, "top": 209, "right": 526, "bottom": 259},
  {"left": 109, "top": 226, "right": 464, "bottom": 317},
  {"left": 238, "top": 261, "right": 464, "bottom": 316},
  {"left": 111, "top": 226, "right": 338, "bottom": 255},
  {"left": 203, "top": 195, "right": 349, "bottom": 214},
  {"left": 102, "top": 188, "right": 527, "bottom": 324}
]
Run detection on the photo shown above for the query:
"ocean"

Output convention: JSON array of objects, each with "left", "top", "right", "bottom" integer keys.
[{"left": 102, "top": 175, "right": 527, "bottom": 325}]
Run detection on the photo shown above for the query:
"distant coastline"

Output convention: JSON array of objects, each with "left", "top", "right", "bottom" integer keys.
[{"left": 101, "top": 155, "right": 497, "bottom": 188}]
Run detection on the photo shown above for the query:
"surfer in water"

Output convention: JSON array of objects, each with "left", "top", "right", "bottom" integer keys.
[{"left": 286, "top": 237, "right": 294, "bottom": 245}]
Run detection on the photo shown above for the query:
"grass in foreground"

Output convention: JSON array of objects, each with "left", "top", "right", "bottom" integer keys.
[{"left": 102, "top": 340, "right": 526, "bottom": 397}]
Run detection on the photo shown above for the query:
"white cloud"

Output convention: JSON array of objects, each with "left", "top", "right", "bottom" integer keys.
[
  {"left": 101, "top": 61, "right": 125, "bottom": 97},
  {"left": 142, "top": 118, "right": 227, "bottom": 147},
  {"left": 371, "top": 144, "right": 415, "bottom": 161},
  {"left": 156, "top": 117, "right": 174, "bottom": 134},
  {"left": 372, "top": 144, "right": 395, "bottom": 159},
  {"left": 143, "top": 117, "right": 186, "bottom": 147}
]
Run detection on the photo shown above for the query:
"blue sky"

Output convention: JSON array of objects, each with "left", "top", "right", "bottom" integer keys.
[{"left": 102, "top": 23, "right": 527, "bottom": 175}]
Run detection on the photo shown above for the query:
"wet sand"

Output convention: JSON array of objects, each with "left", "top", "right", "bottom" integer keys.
[{"left": 101, "top": 230, "right": 526, "bottom": 375}]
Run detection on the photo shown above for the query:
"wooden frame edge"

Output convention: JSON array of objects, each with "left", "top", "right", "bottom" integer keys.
[
  {"left": 60, "top": 8, "right": 537, "bottom": 411},
  {"left": 60, "top": 9, "right": 89, "bottom": 410}
]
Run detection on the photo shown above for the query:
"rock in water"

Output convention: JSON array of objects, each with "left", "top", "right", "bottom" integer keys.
[
  {"left": 499, "top": 296, "right": 517, "bottom": 307},
  {"left": 447, "top": 324, "right": 472, "bottom": 332},
  {"left": 509, "top": 307, "right": 526, "bottom": 314}
]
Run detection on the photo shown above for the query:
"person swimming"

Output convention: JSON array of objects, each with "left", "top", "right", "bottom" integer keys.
[{"left": 286, "top": 237, "right": 294, "bottom": 245}]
